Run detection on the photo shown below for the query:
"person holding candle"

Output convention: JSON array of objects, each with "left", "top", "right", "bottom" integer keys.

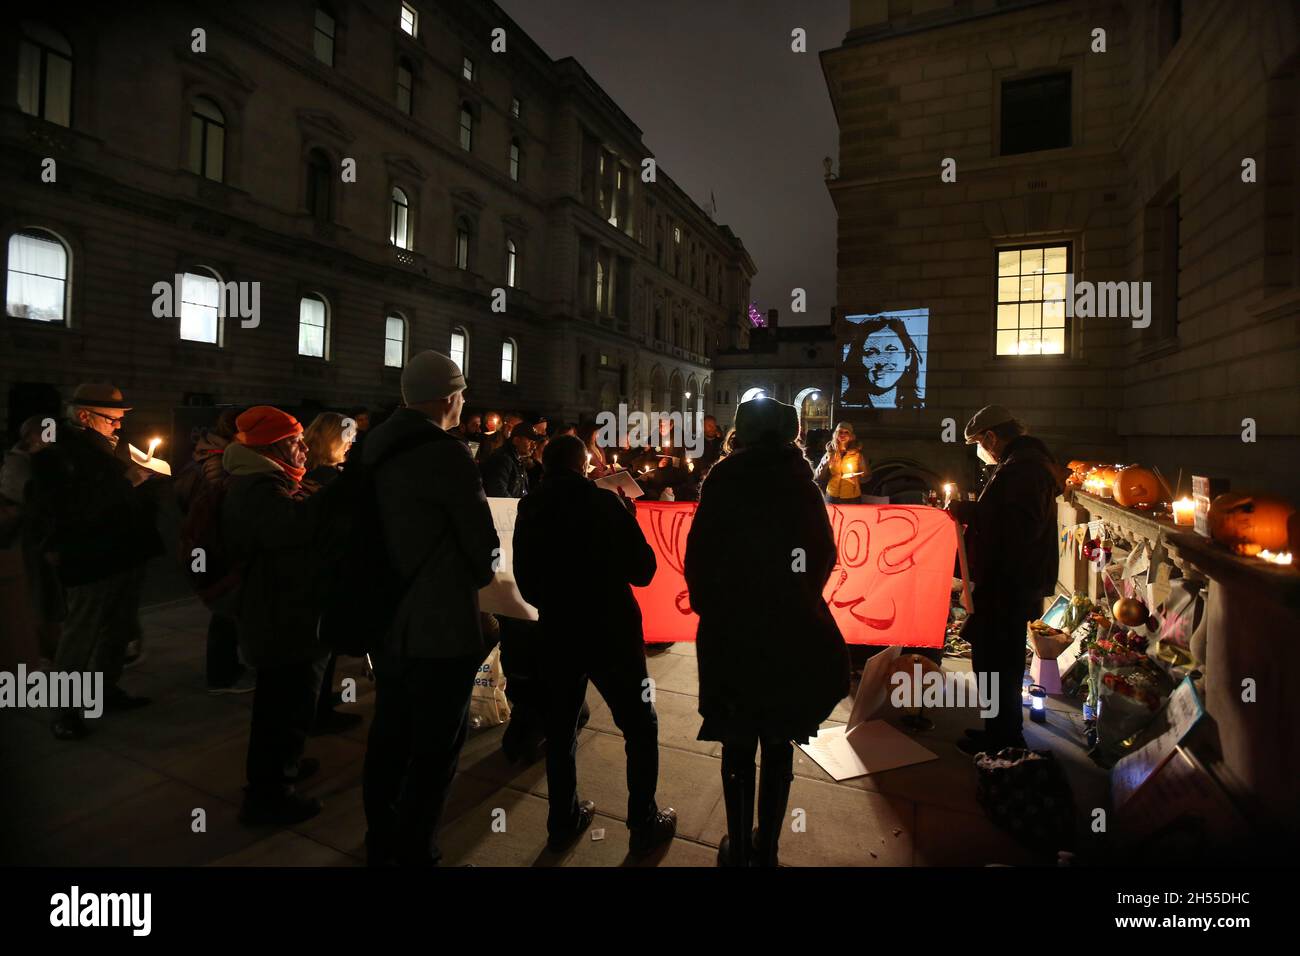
[
  {"left": 947, "top": 405, "right": 1067, "bottom": 756},
  {"left": 815, "top": 422, "right": 868, "bottom": 504},
  {"left": 578, "top": 423, "right": 610, "bottom": 480},
  {"left": 28, "top": 383, "right": 166, "bottom": 740}
]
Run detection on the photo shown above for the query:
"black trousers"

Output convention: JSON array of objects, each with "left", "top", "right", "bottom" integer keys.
[
  {"left": 541, "top": 647, "right": 659, "bottom": 837},
  {"left": 363, "top": 653, "right": 481, "bottom": 865},
  {"left": 246, "top": 652, "right": 329, "bottom": 795},
  {"left": 206, "top": 611, "right": 242, "bottom": 688},
  {"left": 498, "top": 618, "right": 544, "bottom": 747},
  {"left": 967, "top": 587, "right": 1042, "bottom": 744}
]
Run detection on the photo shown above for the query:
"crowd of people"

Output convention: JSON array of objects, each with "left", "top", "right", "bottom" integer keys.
[{"left": 0, "top": 348, "right": 1062, "bottom": 866}]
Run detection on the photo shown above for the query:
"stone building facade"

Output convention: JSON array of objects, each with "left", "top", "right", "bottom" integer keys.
[
  {"left": 822, "top": 0, "right": 1299, "bottom": 500},
  {"left": 0, "top": 0, "right": 755, "bottom": 443},
  {"left": 710, "top": 309, "right": 836, "bottom": 434}
]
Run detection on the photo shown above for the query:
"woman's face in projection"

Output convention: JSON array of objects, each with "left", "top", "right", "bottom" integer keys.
[{"left": 860, "top": 327, "right": 906, "bottom": 391}]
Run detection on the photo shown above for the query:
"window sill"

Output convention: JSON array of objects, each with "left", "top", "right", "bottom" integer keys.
[{"left": 984, "top": 354, "right": 1089, "bottom": 368}]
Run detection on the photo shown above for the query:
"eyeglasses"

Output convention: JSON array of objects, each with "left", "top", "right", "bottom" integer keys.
[{"left": 86, "top": 410, "right": 126, "bottom": 424}]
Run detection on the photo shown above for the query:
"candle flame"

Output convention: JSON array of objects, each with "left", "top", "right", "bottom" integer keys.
[{"left": 1259, "top": 550, "right": 1294, "bottom": 566}]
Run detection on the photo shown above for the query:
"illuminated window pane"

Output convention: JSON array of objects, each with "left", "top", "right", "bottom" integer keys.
[
  {"left": 996, "top": 304, "right": 1018, "bottom": 330},
  {"left": 997, "top": 277, "right": 1020, "bottom": 302},
  {"left": 384, "top": 315, "right": 405, "bottom": 367},
  {"left": 1044, "top": 247, "right": 1067, "bottom": 273},
  {"left": 399, "top": 3, "right": 417, "bottom": 36},
  {"left": 6, "top": 231, "right": 67, "bottom": 322},
  {"left": 298, "top": 296, "right": 327, "bottom": 358},
  {"left": 997, "top": 250, "right": 1020, "bottom": 276},
  {"left": 1019, "top": 274, "right": 1042, "bottom": 301},
  {"left": 996, "top": 330, "right": 1017, "bottom": 355},
  {"left": 1043, "top": 300, "right": 1066, "bottom": 325},
  {"left": 994, "top": 244, "right": 1071, "bottom": 355},
  {"left": 180, "top": 270, "right": 221, "bottom": 343},
  {"left": 450, "top": 329, "right": 466, "bottom": 372},
  {"left": 500, "top": 340, "right": 515, "bottom": 382},
  {"left": 1021, "top": 248, "right": 1044, "bottom": 273},
  {"left": 1042, "top": 327, "right": 1066, "bottom": 354},
  {"left": 1043, "top": 273, "right": 1067, "bottom": 300}
]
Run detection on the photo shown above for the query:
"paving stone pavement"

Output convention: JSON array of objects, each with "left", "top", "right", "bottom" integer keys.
[{"left": 2, "top": 598, "right": 1109, "bottom": 867}]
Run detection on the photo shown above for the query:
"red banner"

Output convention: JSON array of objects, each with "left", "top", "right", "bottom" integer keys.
[{"left": 633, "top": 502, "right": 957, "bottom": 647}]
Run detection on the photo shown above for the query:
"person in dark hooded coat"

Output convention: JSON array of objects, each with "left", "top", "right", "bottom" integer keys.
[
  {"left": 947, "top": 405, "right": 1067, "bottom": 755},
  {"left": 684, "top": 397, "right": 850, "bottom": 866}
]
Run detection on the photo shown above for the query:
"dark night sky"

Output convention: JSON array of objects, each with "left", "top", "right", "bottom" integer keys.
[{"left": 496, "top": 0, "right": 847, "bottom": 326}]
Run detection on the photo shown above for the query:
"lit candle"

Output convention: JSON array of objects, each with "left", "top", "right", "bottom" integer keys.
[
  {"left": 687, "top": 459, "right": 695, "bottom": 473},
  {"left": 942, "top": 482, "right": 954, "bottom": 506},
  {"left": 612, "top": 455, "right": 619, "bottom": 470},
  {"left": 1172, "top": 497, "right": 1195, "bottom": 526},
  {"left": 146, "top": 437, "right": 162, "bottom": 461},
  {"left": 1258, "top": 550, "right": 1294, "bottom": 566},
  {"left": 585, "top": 452, "right": 593, "bottom": 476}
]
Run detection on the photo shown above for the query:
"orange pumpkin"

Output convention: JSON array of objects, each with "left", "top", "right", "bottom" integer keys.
[
  {"left": 1112, "top": 466, "right": 1165, "bottom": 508},
  {"left": 1209, "top": 493, "right": 1296, "bottom": 553},
  {"left": 1085, "top": 464, "right": 1121, "bottom": 488}
]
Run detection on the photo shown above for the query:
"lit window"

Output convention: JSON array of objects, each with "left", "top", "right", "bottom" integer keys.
[
  {"left": 996, "top": 244, "right": 1070, "bottom": 355},
  {"left": 501, "top": 338, "right": 516, "bottom": 383},
  {"left": 455, "top": 218, "right": 471, "bottom": 270},
  {"left": 314, "top": 8, "right": 336, "bottom": 66},
  {"left": 5, "top": 230, "right": 68, "bottom": 323},
  {"left": 595, "top": 260, "right": 604, "bottom": 312},
  {"left": 298, "top": 294, "right": 328, "bottom": 358},
  {"left": 510, "top": 97, "right": 520, "bottom": 119},
  {"left": 509, "top": 139, "right": 521, "bottom": 182},
  {"left": 399, "top": 2, "right": 417, "bottom": 37},
  {"left": 462, "top": 56, "right": 474, "bottom": 81},
  {"left": 17, "top": 22, "right": 72, "bottom": 127},
  {"left": 384, "top": 314, "right": 406, "bottom": 367},
  {"left": 390, "top": 187, "right": 410, "bottom": 249},
  {"left": 396, "top": 58, "right": 413, "bottom": 114},
  {"left": 179, "top": 269, "right": 222, "bottom": 344},
  {"left": 450, "top": 327, "right": 467, "bottom": 372},
  {"left": 506, "top": 239, "right": 517, "bottom": 288},
  {"left": 459, "top": 103, "right": 473, "bottom": 151},
  {"left": 189, "top": 97, "right": 226, "bottom": 182}
]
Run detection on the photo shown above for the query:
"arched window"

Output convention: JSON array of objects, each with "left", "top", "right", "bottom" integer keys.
[
  {"left": 306, "top": 149, "right": 331, "bottom": 221},
  {"left": 506, "top": 239, "right": 518, "bottom": 288},
  {"left": 313, "top": 7, "right": 336, "bottom": 66},
  {"left": 17, "top": 22, "right": 72, "bottom": 127},
  {"left": 189, "top": 97, "right": 226, "bottom": 182},
  {"left": 459, "top": 102, "right": 474, "bottom": 151},
  {"left": 455, "top": 216, "right": 471, "bottom": 270},
  {"left": 595, "top": 260, "right": 605, "bottom": 312},
  {"left": 396, "top": 57, "right": 413, "bottom": 115},
  {"left": 501, "top": 338, "right": 517, "bottom": 383},
  {"left": 298, "top": 294, "right": 329, "bottom": 359},
  {"left": 390, "top": 187, "right": 411, "bottom": 249},
  {"left": 741, "top": 386, "right": 766, "bottom": 402},
  {"left": 179, "top": 267, "right": 223, "bottom": 345},
  {"left": 5, "top": 229, "right": 69, "bottom": 324},
  {"left": 509, "top": 138, "right": 522, "bottom": 182},
  {"left": 384, "top": 313, "right": 406, "bottom": 368},
  {"left": 449, "top": 326, "right": 468, "bottom": 373}
]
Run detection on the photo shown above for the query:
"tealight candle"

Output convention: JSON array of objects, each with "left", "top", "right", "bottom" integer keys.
[{"left": 1172, "top": 497, "right": 1195, "bottom": 526}]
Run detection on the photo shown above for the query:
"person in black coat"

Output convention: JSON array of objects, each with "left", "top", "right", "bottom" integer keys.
[
  {"left": 685, "top": 397, "right": 850, "bottom": 866},
  {"left": 220, "top": 406, "right": 334, "bottom": 826},
  {"left": 27, "top": 384, "right": 166, "bottom": 740},
  {"left": 513, "top": 434, "right": 678, "bottom": 856},
  {"left": 481, "top": 421, "right": 538, "bottom": 499},
  {"left": 948, "top": 405, "right": 1067, "bottom": 754}
]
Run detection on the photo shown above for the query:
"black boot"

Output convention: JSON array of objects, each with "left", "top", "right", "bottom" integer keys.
[
  {"left": 717, "top": 766, "right": 755, "bottom": 867},
  {"left": 754, "top": 760, "right": 793, "bottom": 867}
]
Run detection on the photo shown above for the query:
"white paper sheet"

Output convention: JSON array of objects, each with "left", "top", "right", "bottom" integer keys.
[{"left": 798, "top": 721, "right": 938, "bottom": 781}]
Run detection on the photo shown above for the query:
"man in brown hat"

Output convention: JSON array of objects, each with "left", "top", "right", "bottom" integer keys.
[
  {"left": 948, "top": 405, "right": 1066, "bottom": 755},
  {"left": 27, "top": 383, "right": 165, "bottom": 739}
]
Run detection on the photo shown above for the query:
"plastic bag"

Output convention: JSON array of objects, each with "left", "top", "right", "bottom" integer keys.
[{"left": 469, "top": 645, "right": 511, "bottom": 729}]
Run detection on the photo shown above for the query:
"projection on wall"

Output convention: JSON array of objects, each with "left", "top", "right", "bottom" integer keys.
[{"left": 838, "top": 308, "right": 928, "bottom": 410}]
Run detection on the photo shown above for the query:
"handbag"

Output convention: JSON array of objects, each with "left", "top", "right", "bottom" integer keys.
[{"left": 974, "top": 747, "right": 1076, "bottom": 853}]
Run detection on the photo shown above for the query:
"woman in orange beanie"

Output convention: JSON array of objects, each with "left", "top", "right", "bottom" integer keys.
[{"left": 220, "top": 405, "right": 333, "bottom": 824}]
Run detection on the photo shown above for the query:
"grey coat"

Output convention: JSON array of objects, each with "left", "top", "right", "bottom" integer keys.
[{"left": 363, "top": 407, "right": 500, "bottom": 660}]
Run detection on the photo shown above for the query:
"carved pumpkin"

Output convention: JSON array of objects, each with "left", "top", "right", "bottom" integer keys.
[
  {"left": 1086, "top": 464, "right": 1120, "bottom": 487},
  {"left": 1112, "top": 597, "right": 1149, "bottom": 628},
  {"left": 1208, "top": 493, "right": 1296, "bottom": 553},
  {"left": 1112, "top": 466, "right": 1165, "bottom": 508}
]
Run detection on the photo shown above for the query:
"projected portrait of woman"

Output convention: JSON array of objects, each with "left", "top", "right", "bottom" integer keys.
[{"left": 840, "top": 314, "right": 925, "bottom": 409}]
